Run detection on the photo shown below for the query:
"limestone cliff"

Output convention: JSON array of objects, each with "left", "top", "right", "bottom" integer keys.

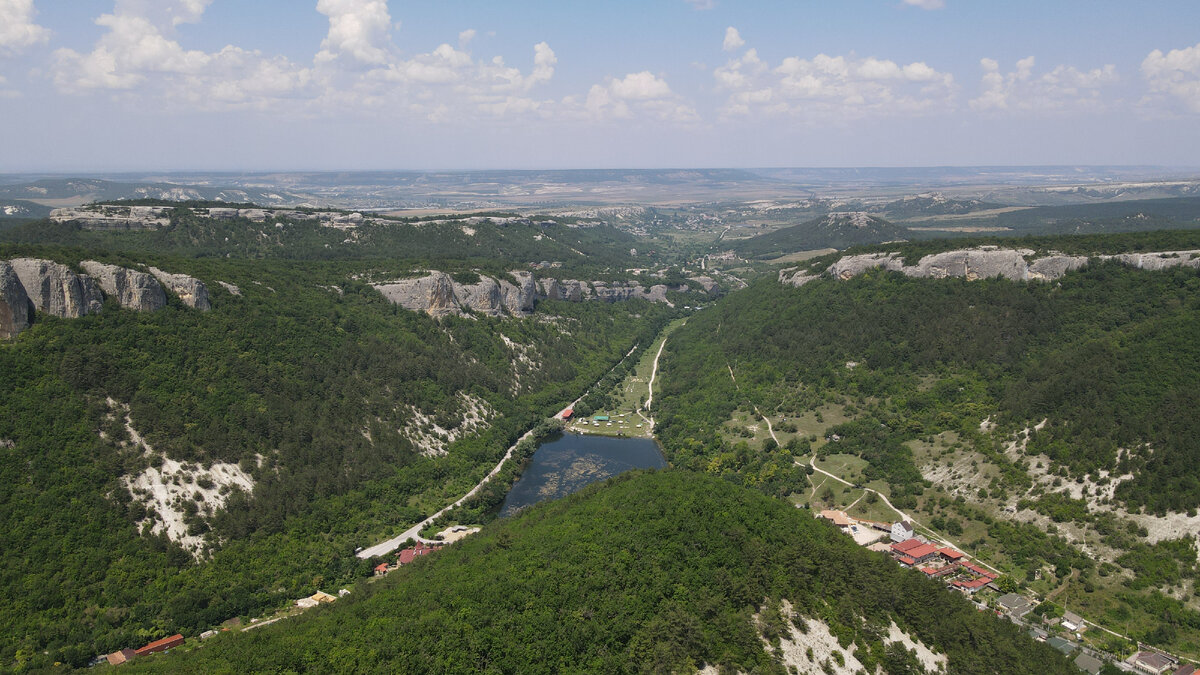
[
  {"left": 0, "top": 261, "right": 32, "bottom": 339},
  {"left": 149, "top": 267, "right": 212, "bottom": 311},
  {"left": 781, "top": 247, "right": 1200, "bottom": 287},
  {"left": 8, "top": 258, "right": 104, "bottom": 318},
  {"left": 374, "top": 272, "right": 461, "bottom": 318},
  {"left": 499, "top": 271, "right": 537, "bottom": 315},
  {"left": 454, "top": 277, "right": 504, "bottom": 317},
  {"left": 375, "top": 270, "right": 686, "bottom": 317},
  {"left": 80, "top": 261, "right": 167, "bottom": 312}
]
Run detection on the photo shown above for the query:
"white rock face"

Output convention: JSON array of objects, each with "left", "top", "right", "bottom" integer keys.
[
  {"left": 149, "top": 267, "right": 212, "bottom": 311},
  {"left": 0, "top": 261, "right": 32, "bottom": 339},
  {"left": 454, "top": 277, "right": 504, "bottom": 316},
  {"left": 782, "top": 248, "right": 1200, "bottom": 287},
  {"left": 80, "top": 261, "right": 167, "bottom": 312},
  {"left": 499, "top": 271, "right": 537, "bottom": 314},
  {"left": 8, "top": 258, "right": 103, "bottom": 318},
  {"left": 374, "top": 272, "right": 463, "bottom": 318}
]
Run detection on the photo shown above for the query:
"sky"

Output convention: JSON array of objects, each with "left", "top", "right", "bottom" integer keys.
[{"left": 1, "top": 0, "right": 1199, "bottom": 172}]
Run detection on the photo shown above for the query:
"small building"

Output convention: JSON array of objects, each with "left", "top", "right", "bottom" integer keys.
[
  {"left": 1046, "top": 637, "right": 1076, "bottom": 656},
  {"left": 200, "top": 630, "right": 217, "bottom": 640},
  {"left": 1074, "top": 653, "right": 1103, "bottom": 675},
  {"left": 891, "top": 520, "right": 914, "bottom": 543},
  {"left": 952, "top": 577, "right": 991, "bottom": 594},
  {"left": 374, "top": 562, "right": 390, "bottom": 576},
  {"left": 1028, "top": 627, "right": 1048, "bottom": 642},
  {"left": 938, "top": 547, "right": 966, "bottom": 563},
  {"left": 997, "top": 593, "right": 1034, "bottom": 618},
  {"left": 1061, "top": 610, "right": 1085, "bottom": 632},
  {"left": 561, "top": 409, "right": 573, "bottom": 420},
  {"left": 135, "top": 634, "right": 184, "bottom": 657},
  {"left": 593, "top": 415, "right": 610, "bottom": 422},
  {"left": 1174, "top": 664, "right": 1198, "bottom": 675},
  {"left": 818, "top": 509, "right": 853, "bottom": 528},
  {"left": 107, "top": 649, "right": 137, "bottom": 666},
  {"left": 1132, "top": 651, "right": 1177, "bottom": 675}
]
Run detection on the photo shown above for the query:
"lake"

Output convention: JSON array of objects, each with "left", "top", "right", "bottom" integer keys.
[{"left": 499, "top": 432, "right": 667, "bottom": 517}]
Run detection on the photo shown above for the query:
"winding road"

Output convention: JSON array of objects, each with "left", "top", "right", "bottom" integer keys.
[{"left": 359, "top": 343, "right": 645, "bottom": 559}]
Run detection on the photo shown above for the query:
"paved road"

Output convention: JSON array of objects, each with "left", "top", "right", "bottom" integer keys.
[{"left": 356, "top": 426, "right": 537, "bottom": 559}]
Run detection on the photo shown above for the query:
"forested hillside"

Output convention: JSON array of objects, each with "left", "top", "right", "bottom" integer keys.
[
  {"left": 654, "top": 231, "right": 1200, "bottom": 656},
  {"left": 0, "top": 243, "right": 676, "bottom": 669},
  {"left": 129, "top": 470, "right": 1075, "bottom": 674},
  {"left": 0, "top": 208, "right": 653, "bottom": 270}
]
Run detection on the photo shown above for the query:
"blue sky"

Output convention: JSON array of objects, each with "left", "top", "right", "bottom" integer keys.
[{"left": 1, "top": 0, "right": 1198, "bottom": 171}]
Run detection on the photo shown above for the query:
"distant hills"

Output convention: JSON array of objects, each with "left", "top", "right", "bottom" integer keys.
[{"left": 733, "top": 212, "right": 910, "bottom": 258}]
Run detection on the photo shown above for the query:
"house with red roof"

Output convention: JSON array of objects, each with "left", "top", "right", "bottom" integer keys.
[
  {"left": 134, "top": 634, "right": 184, "bottom": 657},
  {"left": 374, "top": 562, "right": 390, "bottom": 576},
  {"left": 938, "top": 547, "right": 965, "bottom": 563},
  {"left": 396, "top": 541, "right": 441, "bottom": 565}
]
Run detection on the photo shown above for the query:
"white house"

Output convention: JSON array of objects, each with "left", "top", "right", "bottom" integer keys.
[{"left": 891, "top": 520, "right": 914, "bottom": 543}]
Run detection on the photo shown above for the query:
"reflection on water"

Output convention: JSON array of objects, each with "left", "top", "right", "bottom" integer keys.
[{"left": 499, "top": 432, "right": 666, "bottom": 517}]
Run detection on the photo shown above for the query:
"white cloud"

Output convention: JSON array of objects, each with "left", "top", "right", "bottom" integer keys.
[
  {"left": 970, "top": 55, "right": 1119, "bottom": 112},
  {"left": 714, "top": 40, "right": 955, "bottom": 119},
  {"left": 1142, "top": 42, "right": 1200, "bottom": 113},
  {"left": 458, "top": 29, "right": 477, "bottom": 48},
  {"left": 50, "top": 0, "right": 312, "bottom": 107},
  {"left": 315, "top": 0, "right": 393, "bottom": 66},
  {"left": 0, "top": 0, "right": 50, "bottom": 55},
  {"left": 723, "top": 27, "right": 745, "bottom": 52},
  {"left": 903, "top": 0, "right": 945, "bottom": 9},
  {"left": 582, "top": 71, "right": 698, "bottom": 123}
]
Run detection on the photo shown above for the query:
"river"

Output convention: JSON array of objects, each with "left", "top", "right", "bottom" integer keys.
[{"left": 498, "top": 432, "right": 666, "bottom": 517}]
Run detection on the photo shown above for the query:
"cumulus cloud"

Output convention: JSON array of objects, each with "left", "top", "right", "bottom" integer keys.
[
  {"left": 315, "top": 0, "right": 393, "bottom": 66},
  {"left": 970, "top": 55, "right": 1119, "bottom": 112},
  {"left": 903, "top": 0, "right": 945, "bottom": 8},
  {"left": 45, "top": 1, "right": 705, "bottom": 127},
  {"left": 714, "top": 37, "right": 955, "bottom": 119},
  {"left": 0, "top": 0, "right": 50, "bottom": 55},
  {"left": 1142, "top": 42, "right": 1200, "bottom": 113},
  {"left": 50, "top": 0, "right": 311, "bottom": 107},
  {"left": 723, "top": 27, "right": 745, "bottom": 52},
  {"left": 582, "top": 71, "right": 698, "bottom": 123}
]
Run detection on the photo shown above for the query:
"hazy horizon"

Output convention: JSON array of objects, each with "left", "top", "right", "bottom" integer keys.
[{"left": 2, "top": 1, "right": 1199, "bottom": 171}]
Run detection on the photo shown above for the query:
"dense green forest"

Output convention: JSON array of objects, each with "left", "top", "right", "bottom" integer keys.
[
  {"left": 0, "top": 210, "right": 656, "bottom": 270},
  {"left": 653, "top": 232, "right": 1200, "bottom": 654},
  {"left": 0, "top": 244, "right": 676, "bottom": 669},
  {"left": 659, "top": 254, "right": 1200, "bottom": 511},
  {"left": 129, "top": 470, "right": 1076, "bottom": 674}
]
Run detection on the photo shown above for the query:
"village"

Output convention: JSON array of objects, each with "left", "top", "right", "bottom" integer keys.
[{"left": 816, "top": 509, "right": 1197, "bottom": 675}]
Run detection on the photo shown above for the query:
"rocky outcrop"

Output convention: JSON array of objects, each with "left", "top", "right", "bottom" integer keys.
[
  {"left": 374, "top": 272, "right": 461, "bottom": 318},
  {"left": 500, "top": 271, "right": 537, "bottom": 314},
  {"left": 149, "top": 267, "right": 211, "bottom": 311},
  {"left": 591, "top": 282, "right": 644, "bottom": 303},
  {"left": 8, "top": 258, "right": 104, "bottom": 318},
  {"left": 0, "top": 262, "right": 32, "bottom": 339},
  {"left": 376, "top": 270, "right": 691, "bottom": 317},
  {"left": 781, "top": 247, "right": 1200, "bottom": 287},
  {"left": 454, "top": 277, "right": 504, "bottom": 317},
  {"left": 80, "top": 261, "right": 166, "bottom": 312},
  {"left": 50, "top": 205, "right": 171, "bottom": 230},
  {"left": 537, "top": 278, "right": 588, "bottom": 302}
]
